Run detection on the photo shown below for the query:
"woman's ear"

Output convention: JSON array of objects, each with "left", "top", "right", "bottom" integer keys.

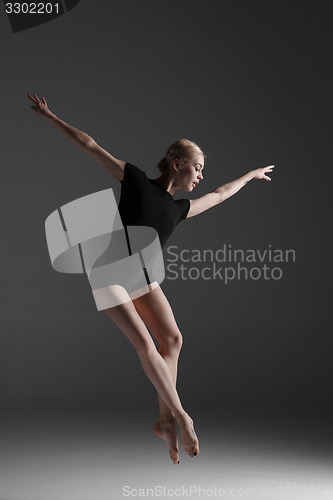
[{"left": 173, "top": 158, "right": 180, "bottom": 172}]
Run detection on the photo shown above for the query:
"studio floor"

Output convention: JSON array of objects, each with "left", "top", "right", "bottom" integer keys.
[{"left": 0, "top": 406, "right": 332, "bottom": 500}]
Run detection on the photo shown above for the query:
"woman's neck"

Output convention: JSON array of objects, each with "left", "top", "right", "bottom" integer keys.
[{"left": 153, "top": 171, "right": 178, "bottom": 195}]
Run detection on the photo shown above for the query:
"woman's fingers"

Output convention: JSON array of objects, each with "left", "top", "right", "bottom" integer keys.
[
  {"left": 27, "top": 93, "right": 48, "bottom": 105},
  {"left": 261, "top": 165, "right": 275, "bottom": 177},
  {"left": 27, "top": 93, "right": 38, "bottom": 103},
  {"left": 27, "top": 93, "right": 43, "bottom": 105},
  {"left": 27, "top": 93, "right": 49, "bottom": 111}
]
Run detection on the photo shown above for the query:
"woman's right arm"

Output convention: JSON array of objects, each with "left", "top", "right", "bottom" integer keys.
[{"left": 27, "top": 93, "right": 125, "bottom": 181}]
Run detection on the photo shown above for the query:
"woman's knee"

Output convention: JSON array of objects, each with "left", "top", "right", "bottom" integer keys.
[{"left": 160, "top": 329, "right": 183, "bottom": 352}]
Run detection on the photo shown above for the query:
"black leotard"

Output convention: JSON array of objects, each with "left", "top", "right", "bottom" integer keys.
[{"left": 118, "top": 162, "right": 190, "bottom": 248}]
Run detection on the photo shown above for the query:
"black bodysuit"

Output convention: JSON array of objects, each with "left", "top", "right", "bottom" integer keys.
[{"left": 118, "top": 162, "right": 190, "bottom": 248}]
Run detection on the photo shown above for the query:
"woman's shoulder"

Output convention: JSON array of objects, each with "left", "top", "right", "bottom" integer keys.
[{"left": 120, "top": 162, "right": 147, "bottom": 184}]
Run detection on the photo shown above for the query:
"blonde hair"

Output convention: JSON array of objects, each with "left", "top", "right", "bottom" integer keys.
[{"left": 157, "top": 139, "right": 206, "bottom": 172}]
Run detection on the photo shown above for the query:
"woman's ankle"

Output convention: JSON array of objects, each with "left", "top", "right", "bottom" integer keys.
[
  {"left": 158, "top": 413, "right": 175, "bottom": 423},
  {"left": 174, "top": 410, "right": 189, "bottom": 424}
]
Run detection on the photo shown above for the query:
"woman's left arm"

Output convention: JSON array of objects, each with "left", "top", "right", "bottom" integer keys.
[{"left": 187, "top": 165, "right": 275, "bottom": 218}]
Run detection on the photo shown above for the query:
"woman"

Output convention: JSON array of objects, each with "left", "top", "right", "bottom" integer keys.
[{"left": 27, "top": 93, "right": 274, "bottom": 464}]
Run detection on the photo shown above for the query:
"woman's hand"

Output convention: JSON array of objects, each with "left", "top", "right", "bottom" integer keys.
[
  {"left": 252, "top": 165, "right": 275, "bottom": 181},
  {"left": 27, "top": 93, "right": 54, "bottom": 119}
]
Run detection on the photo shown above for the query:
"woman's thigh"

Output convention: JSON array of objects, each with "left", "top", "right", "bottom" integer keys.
[
  {"left": 103, "top": 286, "right": 155, "bottom": 353},
  {"left": 132, "top": 284, "right": 182, "bottom": 347}
]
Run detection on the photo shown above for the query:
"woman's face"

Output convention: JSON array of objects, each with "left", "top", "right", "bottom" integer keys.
[{"left": 177, "top": 154, "right": 205, "bottom": 192}]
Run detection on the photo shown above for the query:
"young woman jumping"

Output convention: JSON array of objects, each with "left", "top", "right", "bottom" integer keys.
[{"left": 27, "top": 92, "right": 274, "bottom": 465}]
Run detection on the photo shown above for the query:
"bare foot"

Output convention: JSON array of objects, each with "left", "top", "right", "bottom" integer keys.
[
  {"left": 177, "top": 413, "right": 199, "bottom": 457},
  {"left": 153, "top": 415, "right": 179, "bottom": 464}
]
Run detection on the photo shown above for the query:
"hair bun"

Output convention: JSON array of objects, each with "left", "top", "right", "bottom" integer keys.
[{"left": 157, "top": 157, "right": 167, "bottom": 172}]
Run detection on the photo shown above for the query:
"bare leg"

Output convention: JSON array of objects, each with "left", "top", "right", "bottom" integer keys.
[
  {"left": 156, "top": 344, "right": 179, "bottom": 417},
  {"left": 132, "top": 284, "right": 198, "bottom": 463},
  {"left": 104, "top": 285, "right": 199, "bottom": 461},
  {"left": 134, "top": 292, "right": 180, "bottom": 416}
]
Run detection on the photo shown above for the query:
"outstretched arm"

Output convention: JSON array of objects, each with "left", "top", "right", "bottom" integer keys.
[
  {"left": 187, "top": 165, "right": 275, "bottom": 218},
  {"left": 26, "top": 93, "right": 125, "bottom": 180}
]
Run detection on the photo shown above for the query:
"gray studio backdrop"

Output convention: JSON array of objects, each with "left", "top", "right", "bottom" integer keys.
[{"left": 1, "top": 1, "right": 331, "bottom": 407}]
